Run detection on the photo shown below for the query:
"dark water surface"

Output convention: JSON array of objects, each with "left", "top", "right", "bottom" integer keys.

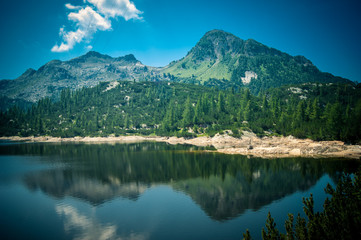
[{"left": 0, "top": 141, "right": 359, "bottom": 240}]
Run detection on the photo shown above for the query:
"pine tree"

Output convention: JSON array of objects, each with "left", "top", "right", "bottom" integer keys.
[
  {"left": 262, "top": 95, "right": 268, "bottom": 111},
  {"left": 325, "top": 102, "right": 343, "bottom": 139},
  {"left": 305, "top": 100, "right": 312, "bottom": 122},
  {"left": 124, "top": 114, "right": 129, "bottom": 129},
  {"left": 217, "top": 92, "right": 226, "bottom": 113},
  {"left": 243, "top": 170, "right": 361, "bottom": 239},
  {"left": 242, "top": 229, "right": 252, "bottom": 240},
  {"left": 192, "top": 96, "right": 204, "bottom": 125},
  {"left": 243, "top": 100, "right": 251, "bottom": 122},
  {"left": 295, "top": 101, "right": 305, "bottom": 123},
  {"left": 261, "top": 212, "right": 281, "bottom": 240},
  {"left": 284, "top": 214, "right": 295, "bottom": 240},
  {"left": 182, "top": 96, "right": 193, "bottom": 128},
  {"left": 162, "top": 102, "right": 176, "bottom": 132},
  {"left": 309, "top": 98, "right": 320, "bottom": 121}
]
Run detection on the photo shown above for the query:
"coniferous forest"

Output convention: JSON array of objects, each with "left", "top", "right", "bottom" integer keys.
[
  {"left": 1, "top": 80, "right": 361, "bottom": 143},
  {"left": 243, "top": 170, "right": 361, "bottom": 240},
  {"left": 1, "top": 1, "right": 361, "bottom": 239}
]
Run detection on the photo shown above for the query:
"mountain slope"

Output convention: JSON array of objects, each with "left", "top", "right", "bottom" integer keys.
[
  {"left": 163, "top": 30, "right": 351, "bottom": 91},
  {"left": 0, "top": 51, "right": 159, "bottom": 104},
  {"left": 163, "top": 29, "right": 247, "bottom": 81},
  {"left": 0, "top": 29, "right": 353, "bottom": 108},
  {"left": 1, "top": 80, "right": 361, "bottom": 143}
]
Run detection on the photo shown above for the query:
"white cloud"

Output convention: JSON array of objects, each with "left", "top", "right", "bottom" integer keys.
[
  {"left": 65, "top": 3, "right": 81, "bottom": 10},
  {"left": 87, "top": 0, "right": 143, "bottom": 20},
  {"left": 51, "top": 29, "right": 86, "bottom": 52},
  {"left": 52, "top": 0, "right": 142, "bottom": 52},
  {"left": 68, "top": 6, "right": 111, "bottom": 31},
  {"left": 56, "top": 204, "right": 148, "bottom": 240},
  {"left": 52, "top": 6, "right": 111, "bottom": 52}
]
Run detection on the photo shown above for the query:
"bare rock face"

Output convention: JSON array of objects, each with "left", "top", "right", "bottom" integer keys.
[
  {"left": 241, "top": 71, "right": 258, "bottom": 84},
  {"left": 214, "top": 133, "right": 361, "bottom": 159},
  {"left": 151, "top": 131, "right": 361, "bottom": 159},
  {"left": 160, "top": 131, "right": 361, "bottom": 159}
]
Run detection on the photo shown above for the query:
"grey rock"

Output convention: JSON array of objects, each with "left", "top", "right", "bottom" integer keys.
[{"left": 0, "top": 51, "right": 162, "bottom": 104}]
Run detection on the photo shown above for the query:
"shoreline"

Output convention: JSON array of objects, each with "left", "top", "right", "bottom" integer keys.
[{"left": 1, "top": 133, "right": 361, "bottom": 159}]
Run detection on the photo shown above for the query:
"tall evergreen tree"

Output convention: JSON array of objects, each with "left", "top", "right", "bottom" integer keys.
[
  {"left": 309, "top": 98, "right": 320, "bottom": 121},
  {"left": 182, "top": 96, "right": 193, "bottom": 128}
]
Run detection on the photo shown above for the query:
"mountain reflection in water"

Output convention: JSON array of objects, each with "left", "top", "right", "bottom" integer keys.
[{"left": 1, "top": 142, "right": 358, "bottom": 221}]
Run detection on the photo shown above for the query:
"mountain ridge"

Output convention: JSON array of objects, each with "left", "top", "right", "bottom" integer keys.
[
  {"left": 0, "top": 29, "right": 353, "bottom": 110},
  {"left": 163, "top": 29, "right": 350, "bottom": 91},
  {"left": 0, "top": 51, "right": 159, "bottom": 105}
]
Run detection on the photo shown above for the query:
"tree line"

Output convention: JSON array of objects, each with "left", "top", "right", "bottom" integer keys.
[{"left": 1, "top": 81, "right": 360, "bottom": 143}]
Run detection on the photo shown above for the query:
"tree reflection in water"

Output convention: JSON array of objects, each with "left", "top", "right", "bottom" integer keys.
[{"left": 1, "top": 142, "right": 358, "bottom": 221}]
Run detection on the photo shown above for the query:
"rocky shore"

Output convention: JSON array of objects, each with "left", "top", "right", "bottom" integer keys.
[{"left": 1, "top": 132, "right": 361, "bottom": 159}]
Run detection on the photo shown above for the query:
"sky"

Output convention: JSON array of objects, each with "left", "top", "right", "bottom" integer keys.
[{"left": 0, "top": 0, "right": 360, "bottom": 82}]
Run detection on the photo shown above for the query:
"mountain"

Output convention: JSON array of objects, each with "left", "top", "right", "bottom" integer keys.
[
  {"left": 0, "top": 29, "right": 353, "bottom": 110},
  {"left": 163, "top": 29, "right": 247, "bottom": 81},
  {"left": 0, "top": 51, "right": 160, "bottom": 105},
  {"left": 162, "top": 30, "right": 351, "bottom": 91}
]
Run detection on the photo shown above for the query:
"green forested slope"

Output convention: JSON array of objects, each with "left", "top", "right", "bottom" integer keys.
[
  {"left": 1, "top": 81, "right": 361, "bottom": 143},
  {"left": 163, "top": 30, "right": 351, "bottom": 94}
]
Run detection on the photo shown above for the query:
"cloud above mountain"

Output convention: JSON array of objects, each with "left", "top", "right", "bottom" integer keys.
[
  {"left": 52, "top": 0, "right": 142, "bottom": 52},
  {"left": 87, "top": 0, "right": 142, "bottom": 20}
]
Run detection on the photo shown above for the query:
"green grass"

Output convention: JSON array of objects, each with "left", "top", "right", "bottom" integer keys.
[{"left": 162, "top": 54, "right": 235, "bottom": 82}]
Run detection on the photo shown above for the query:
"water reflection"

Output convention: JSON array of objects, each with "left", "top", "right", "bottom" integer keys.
[
  {"left": 174, "top": 169, "right": 317, "bottom": 221},
  {"left": 1, "top": 142, "right": 359, "bottom": 221},
  {"left": 56, "top": 204, "right": 118, "bottom": 240},
  {"left": 25, "top": 170, "right": 149, "bottom": 203},
  {"left": 56, "top": 204, "right": 147, "bottom": 240}
]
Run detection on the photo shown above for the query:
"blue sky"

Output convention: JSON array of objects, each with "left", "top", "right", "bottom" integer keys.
[{"left": 1, "top": 0, "right": 360, "bottom": 82}]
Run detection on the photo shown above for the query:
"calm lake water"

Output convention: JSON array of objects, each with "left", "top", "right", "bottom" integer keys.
[{"left": 0, "top": 141, "right": 359, "bottom": 240}]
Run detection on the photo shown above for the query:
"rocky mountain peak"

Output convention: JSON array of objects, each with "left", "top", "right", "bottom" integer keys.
[
  {"left": 191, "top": 30, "right": 286, "bottom": 59},
  {"left": 69, "top": 51, "right": 112, "bottom": 64},
  {"left": 189, "top": 29, "right": 244, "bottom": 61},
  {"left": 115, "top": 54, "right": 138, "bottom": 63},
  {"left": 83, "top": 51, "right": 112, "bottom": 59},
  {"left": 20, "top": 68, "right": 36, "bottom": 78}
]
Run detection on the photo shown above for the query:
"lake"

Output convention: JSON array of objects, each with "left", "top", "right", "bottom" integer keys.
[{"left": 0, "top": 141, "right": 359, "bottom": 240}]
